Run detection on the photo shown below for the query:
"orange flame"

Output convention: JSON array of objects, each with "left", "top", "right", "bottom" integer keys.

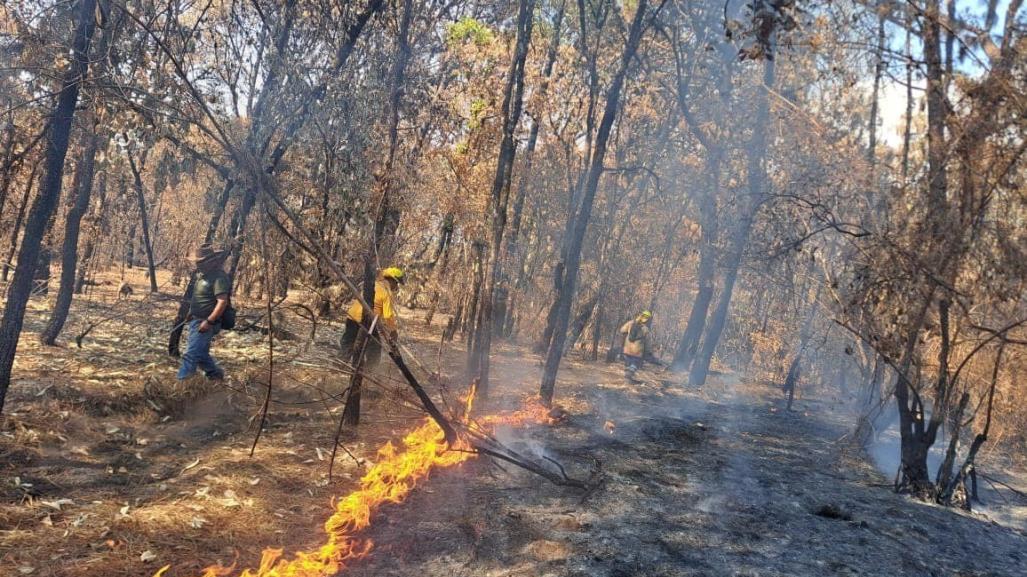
[
  {"left": 157, "top": 390, "right": 553, "bottom": 577},
  {"left": 157, "top": 418, "right": 472, "bottom": 577},
  {"left": 475, "top": 396, "right": 554, "bottom": 428}
]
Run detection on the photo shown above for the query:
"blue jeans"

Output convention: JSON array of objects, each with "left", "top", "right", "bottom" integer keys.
[
  {"left": 177, "top": 319, "right": 224, "bottom": 380},
  {"left": 624, "top": 354, "right": 642, "bottom": 380}
]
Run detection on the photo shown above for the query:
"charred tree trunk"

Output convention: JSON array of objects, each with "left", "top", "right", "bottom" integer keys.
[
  {"left": 0, "top": 0, "right": 98, "bottom": 415},
  {"left": 369, "top": 0, "right": 413, "bottom": 266},
  {"left": 124, "top": 222, "right": 136, "bottom": 268},
  {"left": 540, "top": 0, "right": 653, "bottom": 406},
  {"left": 782, "top": 274, "right": 821, "bottom": 409},
  {"left": 565, "top": 294, "right": 599, "bottom": 353},
  {"left": 892, "top": 0, "right": 951, "bottom": 499},
  {"left": 41, "top": 122, "right": 104, "bottom": 345}
]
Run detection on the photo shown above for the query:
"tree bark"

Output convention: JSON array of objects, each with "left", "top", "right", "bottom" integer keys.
[
  {"left": 0, "top": 0, "right": 98, "bottom": 415},
  {"left": 540, "top": 0, "right": 654, "bottom": 406},
  {"left": 901, "top": 25, "right": 913, "bottom": 181}
]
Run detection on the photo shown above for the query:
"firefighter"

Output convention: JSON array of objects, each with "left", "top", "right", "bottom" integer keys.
[
  {"left": 619, "top": 310, "right": 654, "bottom": 383},
  {"left": 339, "top": 267, "right": 404, "bottom": 367}
]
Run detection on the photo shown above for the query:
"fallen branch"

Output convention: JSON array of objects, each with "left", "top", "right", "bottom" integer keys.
[
  {"left": 459, "top": 424, "right": 590, "bottom": 489},
  {"left": 472, "top": 445, "right": 588, "bottom": 489}
]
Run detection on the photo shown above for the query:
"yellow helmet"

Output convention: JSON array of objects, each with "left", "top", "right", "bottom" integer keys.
[
  {"left": 639, "top": 310, "right": 652, "bottom": 320},
  {"left": 382, "top": 266, "right": 405, "bottom": 284}
]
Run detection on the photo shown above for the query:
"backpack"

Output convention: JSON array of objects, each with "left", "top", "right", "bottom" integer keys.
[{"left": 221, "top": 302, "right": 236, "bottom": 330}]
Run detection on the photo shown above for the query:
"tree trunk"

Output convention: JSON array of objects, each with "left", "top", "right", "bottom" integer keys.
[
  {"left": 782, "top": 283, "right": 820, "bottom": 410},
  {"left": 540, "top": 0, "right": 653, "bottom": 406},
  {"left": 923, "top": 0, "right": 948, "bottom": 233},
  {"left": 41, "top": 122, "right": 104, "bottom": 345},
  {"left": 866, "top": 7, "right": 885, "bottom": 171},
  {"left": 124, "top": 222, "right": 136, "bottom": 268},
  {"left": 671, "top": 151, "right": 720, "bottom": 371},
  {"left": 0, "top": 0, "right": 98, "bottom": 415},
  {"left": 2, "top": 161, "right": 40, "bottom": 282},
  {"left": 127, "top": 148, "right": 158, "bottom": 292},
  {"left": 890, "top": 0, "right": 951, "bottom": 499},
  {"left": 565, "top": 294, "right": 599, "bottom": 353},
  {"left": 74, "top": 171, "right": 108, "bottom": 294},
  {"left": 0, "top": 120, "right": 16, "bottom": 217},
  {"left": 341, "top": 259, "right": 375, "bottom": 427},
  {"left": 901, "top": 25, "right": 913, "bottom": 181}
]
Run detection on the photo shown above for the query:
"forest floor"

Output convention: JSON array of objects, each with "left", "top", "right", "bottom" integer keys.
[{"left": 2, "top": 268, "right": 1026, "bottom": 577}]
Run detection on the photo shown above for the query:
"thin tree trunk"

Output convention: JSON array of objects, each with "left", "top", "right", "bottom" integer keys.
[
  {"left": 923, "top": 0, "right": 948, "bottom": 232},
  {"left": 867, "top": 7, "right": 885, "bottom": 171},
  {"left": 127, "top": 148, "right": 158, "bottom": 292},
  {"left": 2, "top": 161, "right": 39, "bottom": 282},
  {"left": 0, "top": 120, "right": 16, "bottom": 217},
  {"left": 901, "top": 25, "right": 913, "bottom": 181},
  {"left": 540, "top": 0, "right": 654, "bottom": 406},
  {"left": 74, "top": 171, "right": 108, "bottom": 294},
  {"left": 41, "top": 121, "right": 104, "bottom": 345},
  {"left": 341, "top": 259, "right": 375, "bottom": 426},
  {"left": 0, "top": 0, "right": 98, "bottom": 415},
  {"left": 783, "top": 283, "right": 821, "bottom": 410}
]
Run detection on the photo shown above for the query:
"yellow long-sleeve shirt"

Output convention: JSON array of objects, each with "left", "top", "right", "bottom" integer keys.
[
  {"left": 346, "top": 280, "right": 398, "bottom": 332},
  {"left": 620, "top": 319, "right": 650, "bottom": 357}
]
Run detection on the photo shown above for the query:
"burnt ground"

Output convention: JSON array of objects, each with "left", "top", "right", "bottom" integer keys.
[
  {"left": 345, "top": 367, "right": 1027, "bottom": 577},
  {"left": 2, "top": 269, "right": 1026, "bottom": 577}
]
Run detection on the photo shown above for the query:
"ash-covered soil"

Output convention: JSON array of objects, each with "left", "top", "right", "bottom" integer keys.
[{"left": 346, "top": 368, "right": 1027, "bottom": 577}]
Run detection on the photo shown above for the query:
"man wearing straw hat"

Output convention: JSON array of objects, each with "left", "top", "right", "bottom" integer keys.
[{"left": 177, "top": 244, "right": 231, "bottom": 382}]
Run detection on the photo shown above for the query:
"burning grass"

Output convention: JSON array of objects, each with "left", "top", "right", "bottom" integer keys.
[{"left": 155, "top": 391, "right": 559, "bottom": 577}]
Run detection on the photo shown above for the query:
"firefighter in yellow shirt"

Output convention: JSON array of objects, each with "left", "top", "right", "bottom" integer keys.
[
  {"left": 339, "top": 267, "right": 404, "bottom": 367},
  {"left": 619, "top": 310, "right": 653, "bottom": 383}
]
